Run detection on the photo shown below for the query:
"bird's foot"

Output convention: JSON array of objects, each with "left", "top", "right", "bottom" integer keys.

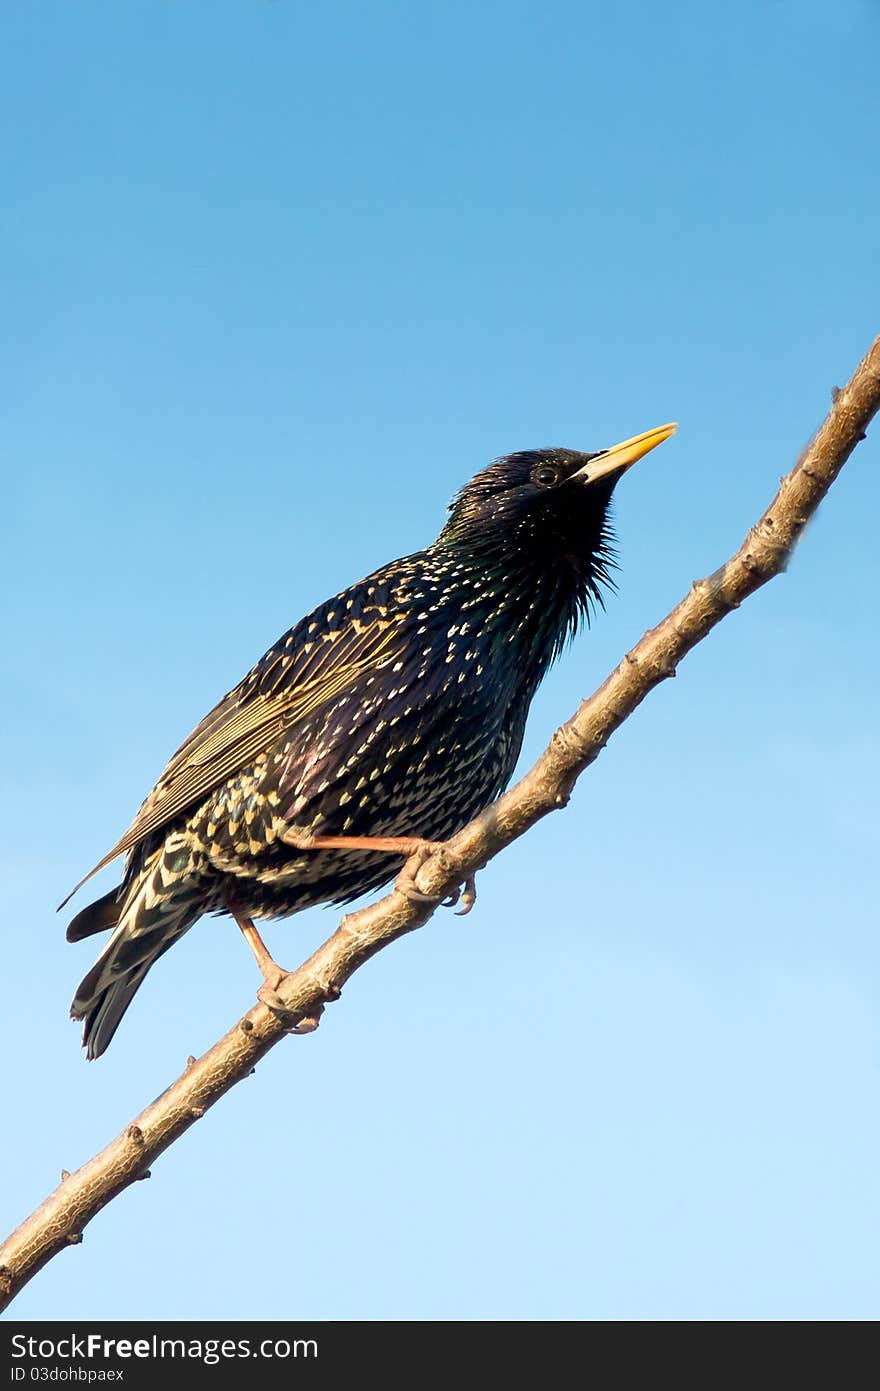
[
  {"left": 256, "top": 973, "right": 323, "bottom": 1034},
  {"left": 393, "top": 840, "right": 446, "bottom": 905},
  {"left": 394, "top": 843, "right": 478, "bottom": 917}
]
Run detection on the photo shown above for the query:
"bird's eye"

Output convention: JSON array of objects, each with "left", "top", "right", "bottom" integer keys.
[{"left": 531, "top": 463, "right": 559, "bottom": 489}]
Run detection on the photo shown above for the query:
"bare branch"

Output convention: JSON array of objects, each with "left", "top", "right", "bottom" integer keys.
[{"left": 2, "top": 335, "right": 878, "bottom": 1311}]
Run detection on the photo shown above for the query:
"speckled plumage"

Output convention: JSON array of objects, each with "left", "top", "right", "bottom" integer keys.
[{"left": 66, "top": 434, "right": 671, "bottom": 1057}]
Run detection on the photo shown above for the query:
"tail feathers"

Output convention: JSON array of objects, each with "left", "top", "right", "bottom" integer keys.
[
  {"left": 74, "top": 959, "right": 154, "bottom": 1061},
  {"left": 66, "top": 888, "right": 123, "bottom": 942},
  {"left": 69, "top": 833, "right": 206, "bottom": 1058},
  {"left": 71, "top": 909, "right": 196, "bottom": 1059}
]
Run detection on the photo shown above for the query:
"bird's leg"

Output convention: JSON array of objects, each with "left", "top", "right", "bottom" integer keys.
[
  {"left": 228, "top": 903, "right": 321, "bottom": 1032},
  {"left": 236, "top": 912, "right": 283, "bottom": 985},
  {"left": 281, "top": 831, "right": 445, "bottom": 857},
  {"left": 280, "top": 830, "right": 477, "bottom": 916}
]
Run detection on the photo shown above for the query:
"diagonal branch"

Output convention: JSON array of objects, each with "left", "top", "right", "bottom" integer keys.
[{"left": 2, "top": 335, "right": 878, "bottom": 1312}]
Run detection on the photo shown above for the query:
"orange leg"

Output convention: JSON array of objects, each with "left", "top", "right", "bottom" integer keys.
[
  {"left": 280, "top": 831, "right": 444, "bottom": 857},
  {"left": 228, "top": 903, "right": 321, "bottom": 1032},
  {"left": 279, "top": 830, "right": 477, "bottom": 915}
]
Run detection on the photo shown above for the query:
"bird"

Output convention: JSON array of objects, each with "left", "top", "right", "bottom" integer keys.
[{"left": 63, "top": 423, "right": 677, "bottom": 1057}]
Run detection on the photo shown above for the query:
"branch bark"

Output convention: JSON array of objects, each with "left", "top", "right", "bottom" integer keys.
[{"left": 2, "top": 335, "right": 878, "bottom": 1312}]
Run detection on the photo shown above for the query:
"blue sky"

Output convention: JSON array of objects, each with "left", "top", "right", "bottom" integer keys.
[{"left": 2, "top": 0, "right": 878, "bottom": 1320}]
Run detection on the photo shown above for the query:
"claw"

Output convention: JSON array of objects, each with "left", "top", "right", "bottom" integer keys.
[
  {"left": 289, "top": 1015, "right": 321, "bottom": 1035},
  {"left": 442, "top": 874, "right": 478, "bottom": 915},
  {"left": 454, "top": 875, "right": 478, "bottom": 916}
]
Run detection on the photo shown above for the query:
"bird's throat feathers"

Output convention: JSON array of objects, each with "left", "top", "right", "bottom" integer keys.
[{"left": 428, "top": 487, "right": 618, "bottom": 676}]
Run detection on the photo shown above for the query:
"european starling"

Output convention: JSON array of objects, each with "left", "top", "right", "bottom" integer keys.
[{"left": 64, "top": 423, "right": 676, "bottom": 1057}]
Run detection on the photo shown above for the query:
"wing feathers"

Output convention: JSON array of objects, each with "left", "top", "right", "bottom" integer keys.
[{"left": 61, "top": 601, "right": 403, "bottom": 906}]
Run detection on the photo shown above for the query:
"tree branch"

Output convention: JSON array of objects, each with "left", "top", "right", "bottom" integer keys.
[{"left": 2, "top": 335, "right": 878, "bottom": 1312}]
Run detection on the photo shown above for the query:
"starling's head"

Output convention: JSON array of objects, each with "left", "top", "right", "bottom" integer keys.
[{"left": 437, "top": 424, "right": 677, "bottom": 616}]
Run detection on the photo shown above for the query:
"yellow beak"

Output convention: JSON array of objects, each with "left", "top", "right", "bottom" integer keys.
[{"left": 575, "top": 422, "right": 678, "bottom": 484}]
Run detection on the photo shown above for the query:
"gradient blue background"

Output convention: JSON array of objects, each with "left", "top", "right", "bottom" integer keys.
[{"left": 3, "top": 0, "right": 878, "bottom": 1320}]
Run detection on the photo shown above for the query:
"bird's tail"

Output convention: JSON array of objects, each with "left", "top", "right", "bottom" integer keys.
[{"left": 69, "top": 833, "right": 207, "bottom": 1059}]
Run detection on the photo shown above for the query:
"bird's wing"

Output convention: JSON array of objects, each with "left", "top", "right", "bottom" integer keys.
[{"left": 60, "top": 599, "right": 403, "bottom": 906}]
